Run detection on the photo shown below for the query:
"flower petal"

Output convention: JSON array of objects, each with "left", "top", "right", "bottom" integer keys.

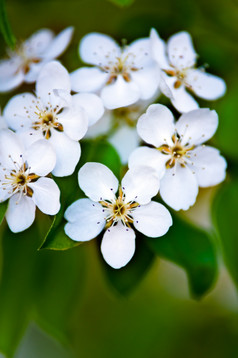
[
  {"left": 72, "top": 93, "right": 104, "bottom": 126},
  {"left": 167, "top": 31, "right": 197, "bottom": 69},
  {"left": 150, "top": 28, "right": 170, "bottom": 69},
  {"left": 64, "top": 198, "right": 105, "bottom": 241},
  {"left": 122, "top": 166, "right": 160, "bottom": 205},
  {"left": 24, "top": 28, "right": 54, "bottom": 57},
  {"left": 124, "top": 38, "right": 153, "bottom": 67},
  {"left": 26, "top": 140, "right": 56, "bottom": 176},
  {"left": 58, "top": 106, "right": 88, "bottom": 141},
  {"left": 78, "top": 162, "right": 118, "bottom": 202},
  {"left": 0, "top": 130, "right": 24, "bottom": 168},
  {"left": 0, "top": 69, "right": 25, "bottom": 93},
  {"left": 36, "top": 61, "right": 71, "bottom": 105},
  {"left": 6, "top": 194, "right": 36, "bottom": 233},
  {"left": 101, "top": 221, "right": 136, "bottom": 269},
  {"left": 160, "top": 164, "right": 198, "bottom": 211},
  {"left": 137, "top": 103, "right": 175, "bottom": 147},
  {"left": 49, "top": 131, "right": 81, "bottom": 177},
  {"left": 176, "top": 108, "right": 218, "bottom": 146},
  {"left": 29, "top": 177, "right": 60, "bottom": 215},
  {"left": 3, "top": 92, "right": 36, "bottom": 130},
  {"left": 109, "top": 125, "right": 140, "bottom": 164},
  {"left": 128, "top": 146, "right": 166, "bottom": 178},
  {"left": 162, "top": 74, "right": 199, "bottom": 113},
  {"left": 189, "top": 145, "right": 227, "bottom": 187},
  {"left": 186, "top": 68, "right": 226, "bottom": 100},
  {"left": 133, "top": 201, "right": 172, "bottom": 237},
  {"left": 101, "top": 75, "right": 140, "bottom": 109},
  {"left": 42, "top": 27, "right": 74, "bottom": 60},
  {"left": 131, "top": 64, "right": 160, "bottom": 100},
  {"left": 79, "top": 32, "right": 121, "bottom": 66},
  {"left": 85, "top": 111, "right": 112, "bottom": 138},
  {"left": 70, "top": 67, "right": 108, "bottom": 93}
]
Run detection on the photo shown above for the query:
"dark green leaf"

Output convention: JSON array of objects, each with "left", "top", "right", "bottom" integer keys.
[
  {"left": 0, "top": 201, "right": 7, "bottom": 226},
  {"left": 101, "top": 236, "right": 155, "bottom": 295},
  {"left": 0, "top": 0, "right": 16, "bottom": 48},
  {"left": 147, "top": 215, "right": 218, "bottom": 299},
  {"left": 213, "top": 180, "right": 238, "bottom": 287},
  {"left": 41, "top": 139, "right": 121, "bottom": 250}
]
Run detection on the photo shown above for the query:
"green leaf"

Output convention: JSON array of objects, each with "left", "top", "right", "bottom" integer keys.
[
  {"left": 108, "top": 0, "right": 135, "bottom": 7},
  {"left": 41, "top": 139, "right": 121, "bottom": 250},
  {"left": 0, "top": 0, "right": 16, "bottom": 48},
  {"left": 147, "top": 215, "right": 218, "bottom": 299},
  {"left": 213, "top": 180, "right": 238, "bottom": 287},
  {"left": 0, "top": 201, "right": 7, "bottom": 226},
  {"left": 101, "top": 237, "right": 155, "bottom": 295}
]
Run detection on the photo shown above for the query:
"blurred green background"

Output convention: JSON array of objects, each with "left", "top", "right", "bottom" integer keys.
[{"left": 0, "top": 0, "right": 238, "bottom": 357}]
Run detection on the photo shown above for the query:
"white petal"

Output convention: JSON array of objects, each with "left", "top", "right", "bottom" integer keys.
[
  {"left": 36, "top": 61, "right": 71, "bottom": 105},
  {"left": 122, "top": 166, "right": 160, "bottom": 205},
  {"left": 101, "top": 221, "right": 136, "bottom": 269},
  {"left": 160, "top": 164, "right": 198, "bottom": 211},
  {"left": 0, "top": 130, "right": 24, "bottom": 168},
  {"left": 70, "top": 67, "right": 108, "bottom": 93},
  {"left": 6, "top": 194, "right": 35, "bottom": 233},
  {"left": 128, "top": 146, "right": 166, "bottom": 178},
  {"left": 186, "top": 69, "right": 226, "bottom": 100},
  {"left": 190, "top": 146, "right": 227, "bottom": 187},
  {"left": 24, "top": 62, "right": 45, "bottom": 83},
  {"left": 85, "top": 111, "right": 112, "bottom": 139},
  {"left": 58, "top": 106, "right": 88, "bottom": 141},
  {"left": 18, "top": 129, "right": 44, "bottom": 148},
  {"left": 0, "top": 58, "right": 21, "bottom": 78},
  {"left": 26, "top": 140, "right": 56, "bottom": 176},
  {"left": 133, "top": 201, "right": 172, "bottom": 237},
  {"left": 109, "top": 125, "right": 140, "bottom": 164},
  {"left": 42, "top": 27, "right": 74, "bottom": 60},
  {"left": 72, "top": 93, "right": 104, "bottom": 126},
  {"left": 131, "top": 64, "right": 160, "bottom": 100},
  {"left": 168, "top": 31, "right": 197, "bottom": 69},
  {"left": 64, "top": 198, "right": 105, "bottom": 241},
  {"left": 101, "top": 75, "right": 140, "bottom": 109},
  {"left": 0, "top": 70, "right": 25, "bottom": 93},
  {"left": 137, "top": 103, "right": 175, "bottom": 147},
  {"left": 24, "top": 28, "right": 54, "bottom": 57},
  {"left": 78, "top": 162, "right": 118, "bottom": 202},
  {"left": 49, "top": 131, "right": 81, "bottom": 177},
  {"left": 150, "top": 28, "right": 170, "bottom": 69},
  {"left": 29, "top": 177, "right": 60, "bottom": 215},
  {"left": 79, "top": 32, "right": 121, "bottom": 66},
  {"left": 3, "top": 92, "right": 36, "bottom": 130},
  {"left": 124, "top": 38, "right": 153, "bottom": 67},
  {"left": 162, "top": 74, "right": 199, "bottom": 113},
  {"left": 176, "top": 108, "right": 218, "bottom": 146}
]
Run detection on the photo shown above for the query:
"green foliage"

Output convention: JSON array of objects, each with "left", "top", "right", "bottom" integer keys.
[
  {"left": 213, "top": 180, "right": 238, "bottom": 287},
  {"left": 100, "top": 236, "right": 155, "bottom": 295},
  {"left": 0, "top": 0, "right": 16, "bottom": 48},
  {"left": 0, "top": 202, "right": 7, "bottom": 226},
  {"left": 147, "top": 214, "right": 218, "bottom": 299},
  {"left": 108, "top": 0, "right": 135, "bottom": 7},
  {"left": 41, "top": 140, "right": 121, "bottom": 250}
]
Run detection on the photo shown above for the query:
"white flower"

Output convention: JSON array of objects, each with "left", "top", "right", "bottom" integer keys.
[
  {"left": 64, "top": 162, "right": 172, "bottom": 269},
  {"left": 86, "top": 97, "right": 159, "bottom": 164},
  {"left": 129, "top": 104, "right": 227, "bottom": 211},
  {"left": 3, "top": 61, "right": 104, "bottom": 177},
  {"left": 150, "top": 29, "right": 226, "bottom": 113},
  {"left": 0, "top": 27, "right": 74, "bottom": 93},
  {"left": 0, "top": 110, "right": 7, "bottom": 130},
  {"left": 0, "top": 130, "right": 60, "bottom": 233},
  {"left": 70, "top": 32, "right": 160, "bottom": 110}
]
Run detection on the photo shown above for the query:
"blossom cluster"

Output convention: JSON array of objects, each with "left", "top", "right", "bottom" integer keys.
[{"left": 0, "top": 27, "right": 227, "bottom": 269}]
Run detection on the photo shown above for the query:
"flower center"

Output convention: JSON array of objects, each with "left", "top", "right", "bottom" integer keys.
[
  {"left": 102, "top": 54, "right": 139, "bottom": 84},
  {"left": 32, "top": 108, "right": 64, "bottom": 140},
  {"left": 164, "top": 67, "right": 189, "bottom": 89},
  {"left": 158, "top": 134, "right": 194, "bottom": 168},
  {"left": 0, "top": 157, "right": 39, "bottom": 202},
  {"left": 99, "top": 187, "right": 139, "bottom": 228}
]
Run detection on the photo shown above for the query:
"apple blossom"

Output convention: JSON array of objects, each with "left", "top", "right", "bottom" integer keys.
[
  {"left": 70, "top": 32, "right": 160, "bottom": 109},
  {"left": 150, "top": 29, "right": 226, "bottom": 113},
  {"left": 0, "top": 27, "right": 74, "bottom": 93},
  {"left": 64, "top": 162, "right": 172, "bottom": 269},
  {"left": 0, "top": 130, "right": 60, "bottom": 233},
  {"left": 3, "top": 61, "right": 104, "bottom": 177},
  {"left": 129, "top": 104, "right": 227, "bottom": 211}
]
